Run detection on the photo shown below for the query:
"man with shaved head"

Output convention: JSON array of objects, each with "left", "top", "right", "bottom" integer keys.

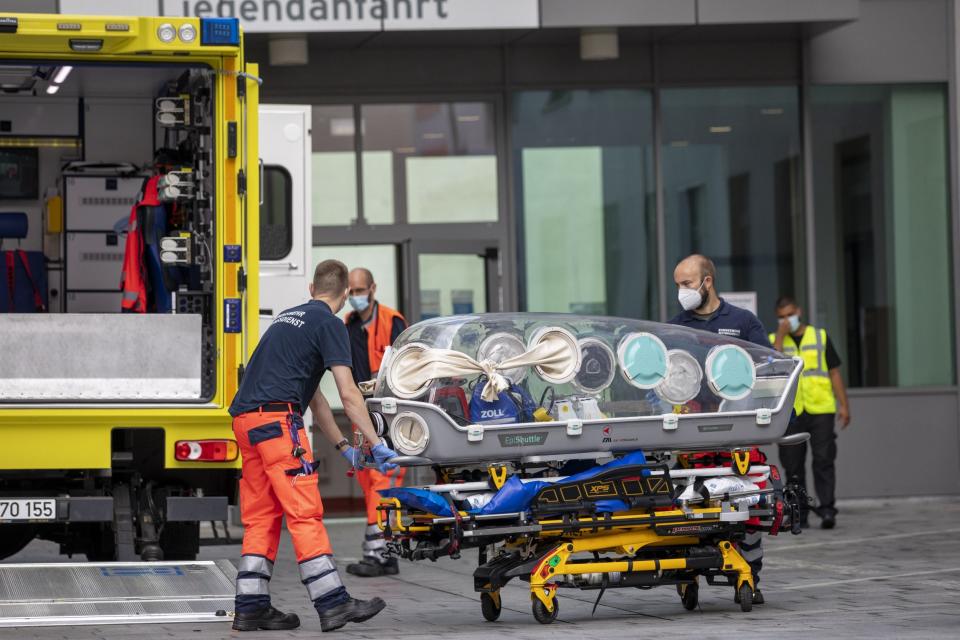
[
  {"left": 343, "top": 267, "right": 408, "bottom": 577},
  {"left": 669, "top": 254, "right": 767, "bottom": 347},
  {"left": 668, "top": 254, "right": 769, "bottom": 605}
]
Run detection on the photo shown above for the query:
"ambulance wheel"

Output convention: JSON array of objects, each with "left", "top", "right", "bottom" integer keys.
[
  {"left": 679, "top": 582, "right": 699, "bottom": 611},
  {"left": 532, "top": 597, "right": 559, "bottom": 624},
  {"left": 738, "top": 584, "right": 753, "bottom": 613},
  {"left": 481, "top": 592, "right": 501, "bottom": 622}
]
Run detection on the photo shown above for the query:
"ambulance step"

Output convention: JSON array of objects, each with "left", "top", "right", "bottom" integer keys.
[{"left": 0, "top": 559, "right": 236, "bottom": 627}]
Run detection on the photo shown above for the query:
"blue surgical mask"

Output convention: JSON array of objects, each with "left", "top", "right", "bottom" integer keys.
[
  {"left": 788, "top": 314, "right": 801, "bottom": 332},
  {"left": 349, "top": 295, "right": 370, "bottom": 312}
]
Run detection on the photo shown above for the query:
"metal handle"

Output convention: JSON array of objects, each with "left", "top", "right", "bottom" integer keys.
[
  {"left": 258, "top": 158, "right": 264, "bottom": 206},
  {"left": 362, "top": 456, "right": 434, "bottom": 468},
  {"left": 777, "top": 432, "right": 811, "bottom": 446}
]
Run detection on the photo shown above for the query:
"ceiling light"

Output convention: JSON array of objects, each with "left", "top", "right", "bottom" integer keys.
[
  {"left": 53, "top": 65, "right": 72, "bottom": 84},
  {"left": 329, "top": 117, "right": 354, "bottom": 137},
  {"left": 709, "top": 126, "right": 732, "bottom": 134},
  {"left": 670, "top": 140, "right": 689, "bottom": 148},
  {"left": 761, "top": 108, "right": 784, "bottom": 116},
  {"left": 580, "top": 27, "right": 619, "bottom": 61},
  {"left": 46, "top": 84, "right": 60, "bottom": 95},
  {"left": 269, "top": 34, "right": 308, "bottom": 66},
  {"left": 456, "top": 115, "right": 480, "bottom": 123},
  {"left": 422, "top": 132, "right": 445, "bottom": 140},
  {"left": 394, "top": 146, "right": 417, "bottom": 154}
]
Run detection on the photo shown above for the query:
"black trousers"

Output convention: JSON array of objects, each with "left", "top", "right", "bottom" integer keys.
[{"left": 778, "top": 412, "right": 837, "bottom": 517}]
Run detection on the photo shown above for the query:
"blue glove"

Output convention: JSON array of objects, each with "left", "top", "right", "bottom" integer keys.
[
  {"left": 371, "top": 442, "right": 399, "bottom": 473},
  {"left": 340, "top": 446, "right": 362, "bottom": 470}
]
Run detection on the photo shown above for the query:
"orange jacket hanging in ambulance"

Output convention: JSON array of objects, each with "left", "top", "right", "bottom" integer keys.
[{"left": 119, "top": 176, "right": 160, "bottom": 313}]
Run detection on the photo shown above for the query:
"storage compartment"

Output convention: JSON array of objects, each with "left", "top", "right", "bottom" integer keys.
[
  {"left": 64, "top": 232, "right": 125, "bottom": 292},
  {"left": 0, "top": 62, "right": 218, "bottom": 403}
]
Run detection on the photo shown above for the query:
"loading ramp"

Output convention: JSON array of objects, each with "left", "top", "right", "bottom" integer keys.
[{"left": 0, "top": 560, "right": 236, "bottom": 627}]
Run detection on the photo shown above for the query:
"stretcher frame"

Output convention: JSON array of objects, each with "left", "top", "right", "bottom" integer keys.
[{"left": 375, "top": 455, "right": 805, "bottom": 624}]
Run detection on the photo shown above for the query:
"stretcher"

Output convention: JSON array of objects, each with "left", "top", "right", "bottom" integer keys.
[
  {"left": 360, "top": 313, "right": 807, "bottom": 624},
  {"left": 374, "top": 451, "right": 806, "bottom": 623}
]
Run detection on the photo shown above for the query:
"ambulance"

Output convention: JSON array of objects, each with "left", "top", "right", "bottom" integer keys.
[{"left": 0, "top": 13, "right": 308, "bottom": 562}]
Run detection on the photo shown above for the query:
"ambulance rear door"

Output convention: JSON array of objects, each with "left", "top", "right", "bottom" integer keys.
[{"left": 257, "top": 104, "right": 312, "bottom": 338}]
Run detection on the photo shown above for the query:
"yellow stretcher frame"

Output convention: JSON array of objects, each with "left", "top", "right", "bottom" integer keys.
[
  {"left": 0, "top": 13, "right": 260, "bottom": 472},
  {"left": 377, "top": 496, "right": 758, "bottom": 622}
]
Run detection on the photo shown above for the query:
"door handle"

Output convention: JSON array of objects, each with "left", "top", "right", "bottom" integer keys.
[
  {"left": 258, "top": 158, "right": 264, "bottom": 206},
  {"left": 288, "top": 262, "right": 298, "bottom": 271}
]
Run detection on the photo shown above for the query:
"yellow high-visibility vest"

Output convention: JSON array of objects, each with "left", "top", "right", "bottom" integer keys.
[{"left": 769, "top": 326, "right": 837, "bottom": 415}]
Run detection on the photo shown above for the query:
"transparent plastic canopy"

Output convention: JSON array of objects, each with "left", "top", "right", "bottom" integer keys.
[{"left": 374, "top": 313, "right": 796, "bottom": 420}]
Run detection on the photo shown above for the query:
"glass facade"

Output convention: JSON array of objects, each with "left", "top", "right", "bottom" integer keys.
[
  {"left": 513, "top": 84, "right": 951, "bottom": 388},
  {"left": 513, "top": 90, "right": 657, "bottom": 319},
  {"left": 311, "top": 101, "right": 499, "bottom": 227},
  {"left": 308, "top": 87, "right": 953, "bottom": 392},
  {"left": 361, "top": 103, "right": 498, "bottom": 225},
  {"left": 810, "top": 85, "right": 954, "bottom": 387},
  {"left": 311, "top": 104, "right": 358, "bottom": 226},
  {"left": 661, "top": 87, "right": 804, "bottom": 331}
]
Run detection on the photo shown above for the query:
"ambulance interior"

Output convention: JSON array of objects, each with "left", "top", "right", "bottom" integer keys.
[{"left": 0, "top": 62, "right": 217, "bottom": 403}]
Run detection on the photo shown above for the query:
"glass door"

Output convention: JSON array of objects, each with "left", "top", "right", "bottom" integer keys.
[{"left": 407, "top": 240, "right": 501, "bottom": 322}]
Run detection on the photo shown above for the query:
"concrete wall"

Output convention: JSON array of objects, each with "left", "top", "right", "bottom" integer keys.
[
  {"left": 766, "top": 389, "right": 960, "bottom": 498},
  {"left": 808, "top": 0, "right": 950, "bottom": 83}
]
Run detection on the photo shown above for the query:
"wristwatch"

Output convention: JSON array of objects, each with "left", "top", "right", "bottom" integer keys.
[{"left": 334, "top": 438, "right": 350, "bottom": 452}]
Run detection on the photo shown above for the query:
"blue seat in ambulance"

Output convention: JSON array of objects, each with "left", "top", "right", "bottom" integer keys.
[{"left": 0, "top": 212, "right": 48, "bottom": 312}]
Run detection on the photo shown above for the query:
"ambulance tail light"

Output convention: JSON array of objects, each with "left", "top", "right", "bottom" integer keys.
[
  {"left": 200, "top": 18, "right": 240, "bottom": 46},
  {"left": 175, "top": 439, "right": 238, "bottom": 462}
]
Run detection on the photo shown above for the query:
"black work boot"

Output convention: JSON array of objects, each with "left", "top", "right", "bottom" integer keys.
[
  {"left": 346, "top": 557, "right": 399, "bottom": 578},
  {"left": 232, "top": 606, "right": 300, "bottom": 631},
  {"left": 319, "top": 597, "right": 386, "bottom": 632}
]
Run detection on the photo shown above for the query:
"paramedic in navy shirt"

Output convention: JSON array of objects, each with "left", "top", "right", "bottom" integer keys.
[
  {"left": 669, "top": 253, "right": 768, "bottom": 347},
  {"left": 668, "top": 253, "right": 769, "bottom": 607},
  {"left": 227, "top": 259, "right": 398, "bottom": 632}
]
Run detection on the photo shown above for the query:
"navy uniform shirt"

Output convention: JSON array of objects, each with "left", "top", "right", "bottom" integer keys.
[
  {"left": 669, "top": 297, "right": 769, "bottom": 348},
  {"left": 228, "top": 300, "right": 352, "bottom": 416},
  {"left": 346, "top": 302, "right": 407, "bottom": 384}
]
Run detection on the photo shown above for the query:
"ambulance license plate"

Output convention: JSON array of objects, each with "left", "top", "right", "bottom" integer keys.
[{"left": 0, "top": 498, "right": 56, "bottom": 521}]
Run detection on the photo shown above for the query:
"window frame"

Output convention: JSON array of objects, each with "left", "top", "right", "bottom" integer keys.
[{"left": 259, "top": 163, "right": 294, "bottom": 262}]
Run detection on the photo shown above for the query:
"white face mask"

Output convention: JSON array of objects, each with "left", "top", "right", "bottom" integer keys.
[
  {"left": 788, "top": 314, "right": 801, "bottom": 332},
  {"left": 677, "top": 280, "right": 706, "bottom": 311}
]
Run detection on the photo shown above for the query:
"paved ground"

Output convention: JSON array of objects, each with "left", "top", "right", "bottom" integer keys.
[{"left": 3, "top": 497, "right": 960, "bottom": 639}]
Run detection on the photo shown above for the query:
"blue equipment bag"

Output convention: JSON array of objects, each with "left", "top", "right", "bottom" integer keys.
[{"left": 469, "top": 376, "right": 537, "bottom": 424}]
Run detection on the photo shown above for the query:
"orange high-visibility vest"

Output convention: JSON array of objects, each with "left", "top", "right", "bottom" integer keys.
[
  {"left": 346, "top": 302, "right": 406, "bottom": 375},
  {"left": 119, "top": 176, "right": 160, "bottom": 313}
]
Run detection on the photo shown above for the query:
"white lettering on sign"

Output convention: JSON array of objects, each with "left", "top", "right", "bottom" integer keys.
[{"left": 60, "top": 0, "right": 540, "bottom": 33}]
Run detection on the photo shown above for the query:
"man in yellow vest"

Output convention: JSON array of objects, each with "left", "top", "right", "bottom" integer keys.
[
  {"left": 343, "top": 267, "right": 408, "bottom": 577},
  {"left": 770, "top": 296, "right": 851, "bottom": 529}
]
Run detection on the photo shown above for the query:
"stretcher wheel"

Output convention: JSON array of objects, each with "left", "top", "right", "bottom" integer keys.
[
  {"left": 678, "top": 582, "right": 699, "bottom": 611},
  {"left": 532, "top": 597, "right": 559, "bottom": 624},
  {"left": 481, "top": 592, "right": 501, "bottom": 622},
  {"left": 738, "top": 584, "right": 753, "bottom": 613}
]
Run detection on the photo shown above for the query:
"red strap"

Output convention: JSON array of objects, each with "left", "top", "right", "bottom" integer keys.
[
  {"left": 15, "top": 250, "right": 45, "bottom": 312},
  {"left": 4, "top": 251, "right": 13, "bottom": 312}
]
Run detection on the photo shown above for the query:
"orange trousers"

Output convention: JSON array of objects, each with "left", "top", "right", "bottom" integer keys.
[
  {"left": 233, "top": 410, "right": 333, "bottom": 562},
  {"left": 356, "top": 466, "right": 406, "bottom": 525}
]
